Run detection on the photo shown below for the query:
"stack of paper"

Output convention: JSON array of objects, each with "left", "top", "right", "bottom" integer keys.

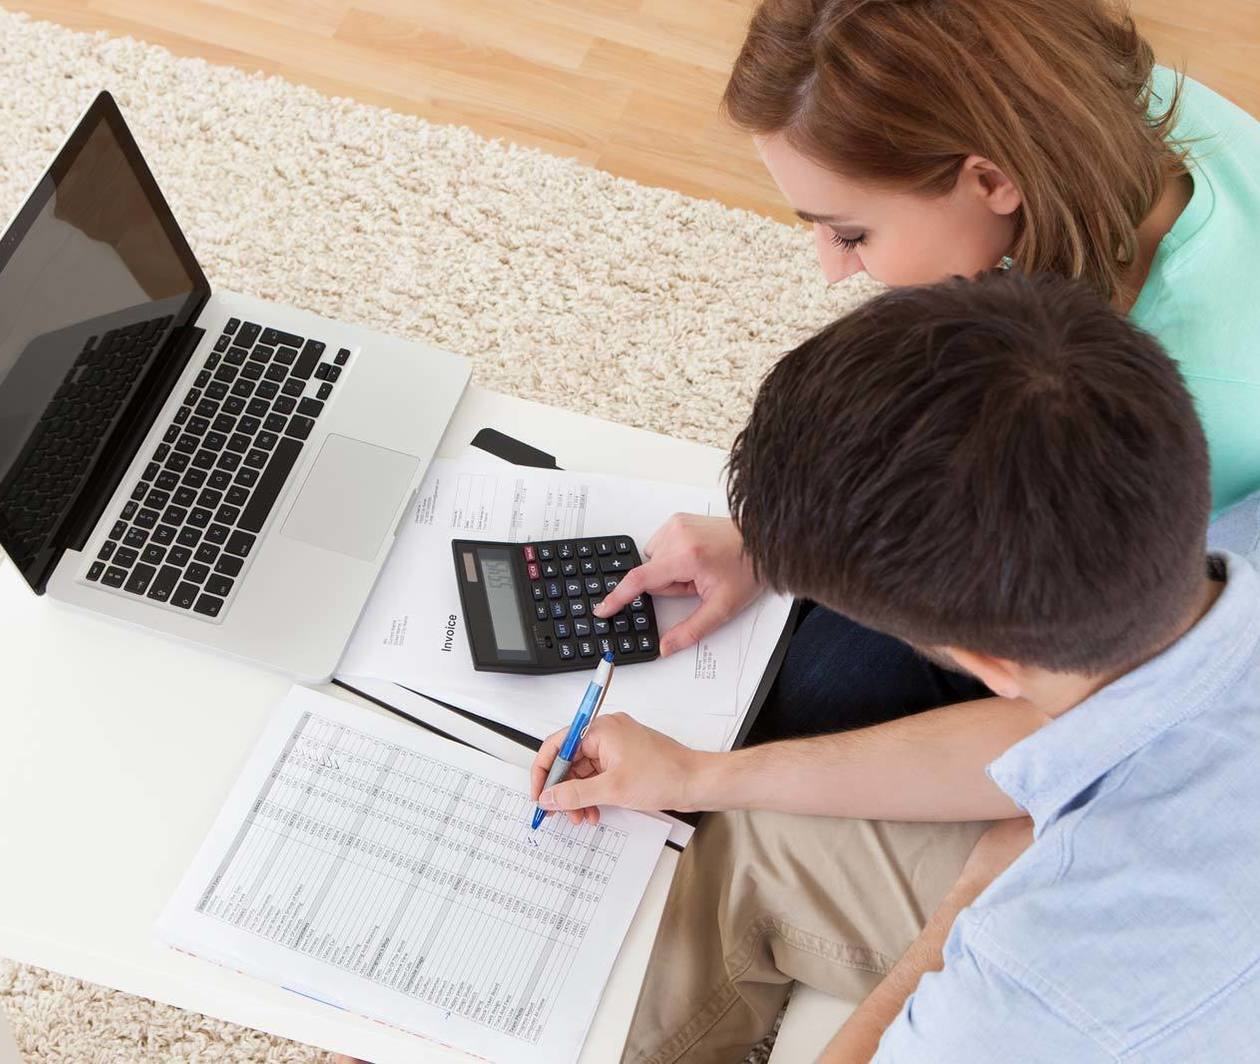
[
  {"left": 337, "top": 455, "right": 793, "bottom": 751},
  {"left": 158, "top": 688, "right": 670, "bottom": 1064}
]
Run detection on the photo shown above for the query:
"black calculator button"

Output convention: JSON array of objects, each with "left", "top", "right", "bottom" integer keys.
[
  {"left": 584, "top": 577, "right": 603, "bottom": 594},
  {"left": 638, "top": 634, "right": 655, "bottom": 653},
  {"left": 578, "top": 639, "right": 596, "bottom": 658},
  {"left": 595, "top": 540, "right": 612, "bottom": 556},
  {"left": 614, "top": 617, "right": 630, "bottom": 634},
  {"left": 555, "top": 621, "right": 571, "bottom": 639},
  {"left": 570, "top": 600, "right": 588, "bottom": 617},
  {"left": 545, "top": 580, "right": 562, "bottom": 599},
  {"left": 535, "top": 604, "right": 549, "bottom": 621},
  {"left": 604, "top": 576, "right": 621, "bottom": 593},
  {"left": 562, "top": 561, "right": 578, "bottom": 576},
  {"left": 602, "top": 555, "right": 632, "bottom": 573},
  {"left": 633, "top": 614, "right": 651, "bottom": 631},
  {"left": 558, "top": 642, "right": 576, "bottom": 661},
  {"left": 574, "top": 618, "right": 592, "bottom": 637},
  {"left": 537, "top": 545, "right": 555, "bottom": 561},
  {"left": 593, "top": 619, "right": 610, "bottom": 636},
  {"left": 549, "top": 601, "right": 566, "bottom": 619},
  {"left": 558, "top": 542, "right": 575, "bottom": 560},
  {"left": 598, "top": 637, "right": 614, "bottom": 657},
  {"left": 523, "top": 545, "right": 537, "bottom": 562},
  {"left": 580, "top": 559, "right": 598, "bottom": 575},
  {"left": 617, "top": 636, "right": 635, "bottom": 655},
  {"left": 577, "top": 543, "right": 593, "bottom": 558},
  {"left": 527, "top": 562, "right": 541, "bottom": 581},
  {"left": 531, "top": 583, "right": 544, "bottom": 601},
  {"left": 564, "top": 579, "right": 583, "bottom": 597},
  {"left": 629, "top": 596, "right": 646, "bottom": 612},
  {"left": 615, "top": 538, "right": 632, "bottom": 554},
  {"left": 542, "top": 562, "right": 559, "bottom": 578}
]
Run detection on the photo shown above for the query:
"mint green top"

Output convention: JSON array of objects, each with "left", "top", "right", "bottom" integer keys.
[{"left": 1131, "top": 68, "right": 1260, "bottom": 513}]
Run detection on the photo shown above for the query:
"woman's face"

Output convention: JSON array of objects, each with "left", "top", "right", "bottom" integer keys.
[{"left": 756, "top": 133, "right": 1021, "bottom": 287}]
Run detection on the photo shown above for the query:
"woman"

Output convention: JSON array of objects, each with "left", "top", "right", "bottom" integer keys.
[{"left": 596, "top": 0, "right": 1260, "bottom": 740}]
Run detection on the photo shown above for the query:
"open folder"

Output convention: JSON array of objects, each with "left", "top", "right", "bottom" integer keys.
[
  {"left": 337, "top": 441, "right": 796, "bottom": 752},
  {"left": 158, "top": 687, "right": 670, "bottom": 1064}
]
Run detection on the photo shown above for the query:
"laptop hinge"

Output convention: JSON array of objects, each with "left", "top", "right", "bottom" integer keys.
[{"left": 32, "top": 322, "right": 206, "bottom": 592}]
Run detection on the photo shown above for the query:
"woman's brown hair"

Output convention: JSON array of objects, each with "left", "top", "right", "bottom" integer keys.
[{"left": 723, "top": 0, "right": 1185, "bottom": 301}]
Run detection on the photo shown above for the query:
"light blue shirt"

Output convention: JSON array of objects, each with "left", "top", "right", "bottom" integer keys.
[{"left": 876, "top": 495, "right": 1260, "bottom": 1062}]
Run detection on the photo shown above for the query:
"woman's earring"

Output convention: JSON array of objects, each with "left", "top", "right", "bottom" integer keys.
[{"left": 998, "top": 255, "right": 1015, "bottom": 271}]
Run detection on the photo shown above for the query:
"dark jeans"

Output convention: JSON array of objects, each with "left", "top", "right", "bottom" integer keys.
[{"left": 746, "top": 602, "right": 991, "bottom": 745}]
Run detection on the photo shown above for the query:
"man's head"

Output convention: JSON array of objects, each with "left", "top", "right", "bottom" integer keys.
[{"left": 727, "top": 271, "right": 1211, "bottom": 696}]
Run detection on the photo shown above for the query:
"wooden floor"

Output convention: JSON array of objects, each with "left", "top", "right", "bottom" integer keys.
[{"left": 8, "top": 0, "right": 1260, "bottom": 224}]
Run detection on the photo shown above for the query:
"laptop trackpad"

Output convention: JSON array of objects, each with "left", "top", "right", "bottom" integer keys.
[{"left": 281, "top": 435, "right": 419, "bottom": 561}]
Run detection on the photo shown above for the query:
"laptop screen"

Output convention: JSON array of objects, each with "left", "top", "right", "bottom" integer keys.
[{"left": 0, "top": 92, "right": 208, "bottom": 588}]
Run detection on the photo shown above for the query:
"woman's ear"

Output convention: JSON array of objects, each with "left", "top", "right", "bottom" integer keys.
[{"left": 960, "top": 155, "right": 1023, "bottom": 217}]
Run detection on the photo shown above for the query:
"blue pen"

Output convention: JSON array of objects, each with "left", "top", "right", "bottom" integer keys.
[{"left": 531, "top": 651, "right": 615, "bottom": 829}]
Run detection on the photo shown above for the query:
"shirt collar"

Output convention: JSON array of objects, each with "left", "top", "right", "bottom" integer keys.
[{"left": 987, "top": 552, "right": 1260, "bottom": 832}]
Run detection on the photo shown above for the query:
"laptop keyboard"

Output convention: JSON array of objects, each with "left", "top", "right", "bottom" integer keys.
[
  {"left": 0, "top": 315, "right": 169, "bottom": 572},
  {"left": 82, "top": 317, "right": 353, "bottom": 621}
]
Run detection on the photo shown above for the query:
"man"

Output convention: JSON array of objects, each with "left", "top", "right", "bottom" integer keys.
[{"left": 530, "top": 272, "right": 1260, "bottom": 1061}]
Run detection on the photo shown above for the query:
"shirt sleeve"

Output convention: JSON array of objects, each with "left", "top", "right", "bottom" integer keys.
[
  {"left": 1208, "top": 489, "right": 1260, "bottom": 565},
  {"left": 871, "top": 937, "right": 1112, "bottom": 1064}
]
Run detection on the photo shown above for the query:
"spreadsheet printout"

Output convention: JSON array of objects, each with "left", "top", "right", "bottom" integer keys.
[{"left": 157, "top": 687, "right": 670, "bottom": 1064}]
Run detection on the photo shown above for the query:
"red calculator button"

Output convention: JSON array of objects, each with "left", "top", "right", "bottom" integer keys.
[
  {"left": 523, "top": 545, "right": 537, "bottom": 562},
  {"left": 527, "top": 562, "right": 541, "bottom": 580}
]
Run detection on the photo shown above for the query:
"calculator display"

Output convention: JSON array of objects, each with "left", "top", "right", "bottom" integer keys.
[{"left": 479, "top": 548, "right": 529, "bottom": 655}]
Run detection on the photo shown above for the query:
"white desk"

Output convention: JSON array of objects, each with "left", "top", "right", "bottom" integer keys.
[{"left": 0, "top": 385, "right": 733, "bottom": 1063}]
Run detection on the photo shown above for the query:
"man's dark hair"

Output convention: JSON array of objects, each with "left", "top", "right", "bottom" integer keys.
[{"left": 727, "top": 271, "right": 1211, "bottom": 673}]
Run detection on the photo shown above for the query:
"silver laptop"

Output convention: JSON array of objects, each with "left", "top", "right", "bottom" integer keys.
[{"left": 0, "top": 92, "right": 470, "bottom": 679}]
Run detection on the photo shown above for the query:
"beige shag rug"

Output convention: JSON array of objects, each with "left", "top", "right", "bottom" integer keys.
[{"left": 0, "top": 6, "right": 878, "bottom": 1060}]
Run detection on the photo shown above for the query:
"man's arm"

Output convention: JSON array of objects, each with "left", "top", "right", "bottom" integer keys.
[
  {"left": 533, "top": 696, "right": 1044, "bottom": 824},
  {"left": 820, "top": 818, "right": 1035, "bottom": 1063}
]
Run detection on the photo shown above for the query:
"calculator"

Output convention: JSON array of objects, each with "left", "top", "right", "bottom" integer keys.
[{"left": 451, "top": 536, "right": 661, "bottom": 674}]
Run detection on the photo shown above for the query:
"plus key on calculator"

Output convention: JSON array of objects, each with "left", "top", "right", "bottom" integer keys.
[{"left": 452, "top": 535, "right": 660, "bottom": 674}]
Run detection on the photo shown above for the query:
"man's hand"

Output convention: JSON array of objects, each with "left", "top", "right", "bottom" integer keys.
[
  {"left": 594, "top": 514, "right": 764, "bottom": 656},
  {"left": 530, "top": 712, "right": 709, "bottom": 826}
]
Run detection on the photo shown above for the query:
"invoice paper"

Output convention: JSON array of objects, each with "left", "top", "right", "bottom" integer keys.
[
  {"left": 337, "top": 457, "right": 788, "bottom": 749},
  {"left": 157, "top": 687, "right": 670, "bottom": 1064}
]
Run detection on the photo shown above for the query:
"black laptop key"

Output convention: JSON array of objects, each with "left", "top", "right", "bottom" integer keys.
[
  {"left": 193, "top": 593, "right": 224, "bottom": 618},
  {"left": 185, "top": 562, "right": 210, "bottom": 583},
  {"left": 162, "top": 505, "right": 188, "bottom": 526},
  {"left": 182, "top": 468, "right": 207, "bottom": 489},
  {"left": 192, "top": 449, "right": 216, "bottom": 470},
  {"left": 281, "top": 377, "right": 304, "bottom": 397},
  {"left": 206, "top": 381, "right": 229, "bottom": 401},
  {"left": 214, "top": 554, "right": 243, "bottom": 577},
  {"left": 217, "top": 451, "right": 241, "bottom": 472},
  {"left": 101, "top": 566, "right": 128, "bottom": 588},
  {"left": 195, "top": 399, "right": 218, "bottom": 418},
  {"left": 152, "top": 524, "right": 176, "bottom": 546},
  {"left": 97, "top": 540, "right": 116, "bottom": 562},
  {"left": 213, "top": 334, "right": 230, "bottom": 353},
  {"left": 225, "top": 529, "right": 256, "bottom": 558},
  {"left": 156, "top": 470, "right": 180, "bottom": 491},
  {"left": 124, "top": 563, "right": 156, "bottom": 596},
  {"left": 225, "top": 485, "right": 249, "bottom": 507},
  {"left": 141, "top": 544, "right": 165, "bottom": 566},
  {"left": 173, "top": 405, "right": 191, "bottom": 425},
  {"left": 209, "top": 469, "right": 232, "bottom": 491},
  {"left": 121, "top": 501, "right": 138, "bottom": 521},
  {"left": 273, "top": 345, "right": 298, "bottom": 366},
  {"left": 263, "top": 364, "right": 286, "bottom": 384},
  {"left": 183, "top": 388, "right": 201, "bottom": 406},
  {"left": 247, "top": 398, "right": 270, "bottom": 418},
  {"left": 188, "top": 507, "right": 212, "bottom": 528},
  {"left": 205, "top": 352, "right": 221, "bottom": 370},
  {"left": 198, "top": 488, "right": 223, "bottom": 508},
  {"left": 264, "top": 412, "right": 287, "bottom": 432},
  {"left": 134, "top": 507, "right": 159, "bottom": 529},
  {"left": 231, "top": 379, "right": 255, "bottom": 398},
  {"left": 273, "top": 394, "right": 296, "bottom": 415},
  {"left": 317, "top": 382, "right": 333, "bottom": 401},
  {"left": 130, "top": 482, "right": 148, "bottom": 502},
  {"left": 237, "top": 438, "right": 302, "bottom": 535},
  {"left": 176, "top": 526, "right": 200, "bottom": 548},
  {"left": 225, "top": 318, "right": 240, "bottom": 335},
  {"left": 173, "top": 434, "right": 197, "bottom": 454},
  {"left": 243, "top": 448, "right": 268, "bottom": 469},
  {"left": 204, "top": 523, "right": 229, "bottom": 545},
  {"left": 163, "top": 424, "right": 180, "bottom": 444},
  {"left": 227, "top": 433, "right": 251, "bottom": 453},
  {"left": 241, "top": 362, "right": 264, "bottom": 382},
  {"left": 147, "top": 564, "right": 181, "bottom": 603},
  {"left": 260, "top": 327, "right": 303, "bottom": 349},
  {"left": 234, "top": 466, "right": 258, "bottom": 488},
  {"left": 284, "top": 415, "right": 314, "bottom": 441},
  {"left": 291, "top": 339, "right": 324, "bottom": 380},
  {"left": 223, "top": 396, "right": 246, "bottom": 416},
  {"left": 225, "top": 347, "right": 248, "bottom": 367},
  {"left": 236, "top": 322, "right": 261, "bottom": 347},
  {"left": 153, "top": 444, "right": 170, "bottom": 462},
  {"left": 213, "top": 364, "right": 238, "bottom": 383},
  {"left": 248, "top": 345, "right": 272, "bottom": 364},
  {"left": 147, "top": 487, "right": 172, "bottom": 507},
  {"left": 110, "top": 519, "right": 127, "bottom": 540},
  {"left": 203, "top": 431, "right": 227, "bottom": 451},
  {"left": 314, "top": 362, "right": 330, "bottom": 380},
  {"left": 86, "top": 561, "right": 105, "bottom": 582},
  {"left": 167, "top": 546, "right": 193, "bottom": 567},
  {"left": 194, "top": 542, "right": 219, "bottom": 564},
  {"left": 205, "top": 574, "right": 234, "bottom": 598},
  {"left": 123, "top": 527, "right": 147, "bottom": 548},
  {"left": 165, "top": 452, "right": 189, "bottom": 473},
  {"left": 187, "top": 416, "right": 210, "bottom": 436},
  {"left": 172, "top": 582, "right": 199, "bottom": 610},
  {"left": 237, "top": 415, "right": 261, "bottom": 435},
  {"left": 296, "top": 397, "right": 324, "bottom": 418},
  {"left": 216, "top": 504, "right": 241, "bottom": 525},
  {"left": 334, "top": 348, "right": 350, "bottom": 365},
  {"left": 212, "top": 413, "right": 236, "bottom": 434},
  {"left": 255, "top": 430, "right": 278, "bottom": 451},
  {"left": 114, "top": 546, "right": 139, "bottom": 568}
]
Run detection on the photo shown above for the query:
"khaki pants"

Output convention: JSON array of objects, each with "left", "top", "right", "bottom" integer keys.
[{"left": 622, "top": 810, "right": 989, "bottom": 1064}]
